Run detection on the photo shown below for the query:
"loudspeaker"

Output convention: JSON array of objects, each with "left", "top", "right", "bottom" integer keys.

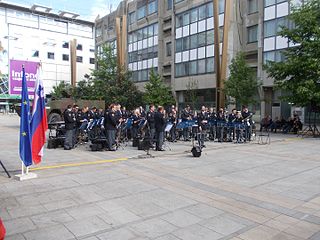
[
  {"left": 90, "top": 143, "right": 103, "bottom": 151},
  {"left": 191, "top": 146, "right": 201, "bottom": 157},
  {"left": 133, "top": 138, "right": 140, "bottom": 147},
  {"left": 47, "top": 139, "right": 58, "bottom": 149}
]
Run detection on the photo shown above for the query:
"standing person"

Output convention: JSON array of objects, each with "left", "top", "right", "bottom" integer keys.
[
  {"left": 131, "top": 108, "right": 141, "bottom": 139},
  {"left": 104, "top": 104, "right": 118, "bottom": 151},
  {"left": 154, "top": 106, "right": 166, "bottom": 151},
  {"left": 169, "top": 108, "right": 177, "bottom": 142},
  {"left": 63, "top": 105, "right": 76, "bottom": 150},
  {"left": 181, "top": 105, "right": 192, "bottom": 141},
  {"left": 228, "top": 108, "right": 237, "bottom": 141},
  {"left": 241, "top": 106, "right": 253, "bottom": 141},
  {"left": 208, "top": 107, "right": 217, "bottom": 140},
  {"left": 197, "top": 106, "right": 208, "bottom": 147},
  {"left": 146, "top": 104, "right": 156, "bottom": 147}
]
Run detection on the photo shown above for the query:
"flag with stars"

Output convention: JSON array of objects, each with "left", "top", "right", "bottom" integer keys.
[
  {"left": 30, "top": 64, "right": 48, "bottom": 164},
  {"left": 19, "top": 67, "right": 32, "bottom": 167}
]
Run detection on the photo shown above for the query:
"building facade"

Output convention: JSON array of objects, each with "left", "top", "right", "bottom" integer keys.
[
  {"left": 96, "top": 0, "right": 304, "bottom": 120},
  {"left": 0, "top": 2, "right": 95, "bottom": 108}
]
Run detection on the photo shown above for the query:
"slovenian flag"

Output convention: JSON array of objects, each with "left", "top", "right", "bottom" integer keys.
[
  {"left": 30, "top": 64, "right": 48, "bottom": 164},
  {"left": 19, "top": 67, "right": 32, "bottom": 167}
]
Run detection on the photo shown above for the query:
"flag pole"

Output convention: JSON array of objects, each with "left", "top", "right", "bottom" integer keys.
[{"left": 21, "top": 162, "right": 24, "bottom": 175}]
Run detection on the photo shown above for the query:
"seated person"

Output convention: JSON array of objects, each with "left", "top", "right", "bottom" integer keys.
[
  {"left": 260, "top": 115, "right": 272, "bottom": 132},
  {"left": 269, "top": 117, "right": 282, "bottom": 133}
]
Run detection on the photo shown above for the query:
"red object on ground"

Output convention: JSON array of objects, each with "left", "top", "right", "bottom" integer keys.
[{"left": 0, "top": 218, "right": 5, "bottom": 240}]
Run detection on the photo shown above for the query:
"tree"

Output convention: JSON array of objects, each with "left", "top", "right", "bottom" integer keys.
[
  {"left": 185, "top": 79, "right": 198, "bottom": 109},
  {"left": 51, "top": 81, "right": 73, "bottom": 99},
  {"left": 143, "top": 69, "right": 175, "bottom": 106},
  {"left": 224, "top": 52, "right": 260, "bottom": 107},
  {"left": 264, "top": 0, "right": 320, "bottom": 107}
]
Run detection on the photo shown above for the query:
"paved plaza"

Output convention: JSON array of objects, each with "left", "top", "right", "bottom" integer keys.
[{"left": 0, "top": 115, "right": 320, "bottom": 240}]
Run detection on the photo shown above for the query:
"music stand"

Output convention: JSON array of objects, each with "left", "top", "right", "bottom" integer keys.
[{"left": 0, "top": 160, "right": 11, "bottom": 178}]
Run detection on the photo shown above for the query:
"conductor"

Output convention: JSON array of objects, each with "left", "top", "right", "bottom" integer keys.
[{"left": 154, "top": 106, "right": 166, "bottom": 151}]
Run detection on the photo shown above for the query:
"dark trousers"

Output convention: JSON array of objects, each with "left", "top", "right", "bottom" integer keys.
[
  {"left": 170, "top": 126, "right": 176, "bottom": 141},
  {"left": 183, "top": 127, "right": 189, "bottom": 140},
  {"left": 132, "top": 126, "right": 138, "bottom": 139},
  {"left": 150, "top": 128, "right": 155, "bottom": 143},
  {"left": 107, "top": 129, "right": 116, "bottom": 150},
  {"left": 64, "top": 129, "right": 74, "bottom": 149},
  {"left": 156, "top": 131, "right": 164, "bottom": 150}
]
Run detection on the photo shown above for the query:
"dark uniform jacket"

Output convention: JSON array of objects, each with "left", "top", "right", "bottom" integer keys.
[
  {"left": 147, "top": 111, "right": 155, "bottom": 129},
  {"left": 105, "top": 110, "right": 118, "bottom": 130},
  {"left": 181, "top": 109, "right": 191, "bottom": 121},
  {"left": 228, "top": 113, "right": 236, "bottom": 123},
  {"left": 64, "top": 109, "right": 76, "bottom": 130},
  {"left": 198, "top": 111, "right": 208, "bottom": 129},
  {"left": 154, "top": 112, "right": 166, "bottom": 132}
]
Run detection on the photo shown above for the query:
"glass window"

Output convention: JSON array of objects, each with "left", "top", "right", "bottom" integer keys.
[
  {"left": 143, "top": 27, "right": 148, "bottom": 39},
  {"left": 176, "top": 15, "right": 183, "bottom": 28},
  {"left": 191, "top": 8, "right": 198, "bottom": 23},
  {"left": 129, "top": 12, "right": 135, "bottom": 25},
  {"left": 277, "top": 17, "right": 288, "bottom": 33},
  {"left": 148, "top": 25, "right": 154, "bottom": 37},
  {"left": 189, "top": 61, "right": 197, "bottom": 75},
  {"left": 62, "top": 54, "right": 69, "bottom": 61},
  {"left": 47, "top": 52, "right": 54, "bottom": 59},
  {"left": 207, "top": 57, "right": 214, "bottom": 73},
  {"left": 199, "top": 5, "right": 206, "bottom": 20},
  {"left": 90, "top": 58, "right": 95, "bottom": 64},
  {"left": 190, "top": 34, "right": 198, "bottom": 49},
  {"left": 176, "top": 38, "right": 183, "bottom": 52},
  {"left": 137, "top": 6, "right": 146, "bottom": 19},
  {"left": 166, "top": 42, "right": 172, "bottom": 56},
  {"left": 219, "top": 0, "right": 225, "bottom": 14},
  {"left": 198, "top": 59, "right": 206, "bottom": 74},
  {"left": 183, "top": 12, "right": 190, "bottom": 26},
  {"left": 264, "top": 20, "right": 276, "bottom": 37},
  {"left": 247, "top": 25, "right": 258, "bottom": 43},
  {"left": 275, "top": 50, "right": 285, "bottom": 62},
  {"left": 32, "top": 50, "right": 39, "bottom": 57},
  {"left": 148, "top": 0, "right": 157, "bottom": 15},
  {"left": 264, "top": 51, "right": 275, "bottom": 63},
  {"left": 62, "top": 42, "right": 69, "bottom": 48},
  {"left": 183, "top": 36, "right": 190, "bottom": 51},
  {"left": 137, "top": 29, "right": 143, "bottom": 41},
  {"left": 207, "top": 2, "right": 213, "bottom": 17},
  {"left": 167, "top": 0, "right": 172, "bottom": 10},
  {"left": 198, "top": 32, "right": 206, "bottom": 47},
  {"left": 207, "top": 30, "right": 214, "bottom": 45},
  {"left": 76, "top": 56, "right": 83, "bottom": 63},
  {"left": 277, "top": 0, "right": 286, "bottom": 3},
  {"left": 265, "top": 0, "right": 276, "bottom": 7},
  {"left": 175, "top": 63, "right": 183, "bottom": 77},
  {"left": 248, "top": 0, "right": 258, "bottom": 14},
  {"left": 154, "top": 23, "right": 158, "bottom": 35},
  {"left": 133, "top": 32, "right": 137, "bottom": 42}
]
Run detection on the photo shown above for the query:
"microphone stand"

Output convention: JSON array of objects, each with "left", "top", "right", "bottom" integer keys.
[{"left": 0, "top": 160, "right": 11, "bottom": 178}]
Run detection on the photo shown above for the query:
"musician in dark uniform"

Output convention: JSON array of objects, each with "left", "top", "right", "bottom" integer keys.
[
  {"left": 168, "top": 108, "right": 177, "bottom": 142},
  {"left": 146, "top": 104, "right": 156, "bottom": 147},
  {"left": 208, "top": 107, "right": 217, "bottom": 140},
  {"left": 131, "top": 108, "right": 141, "bottom": 139},
  {"left": 216, "top": 108, "right": 227, "bottom": 142},
  {"left": 241, "top": 106, "right": 253, "bottom": 141},
  {"left": 197, "top": 106, "right": 208, "bottom": 147},
  {"left": 228, "top": 108, "right": 237, "bottom": 141},
  {"left": 154, "top": 106, "right": 166, "bottom": 151},
  {"left": 105, "top": 104, "right": 118, "bottom": 151},
  {"left": 181, "top": 105, "right": 192, "bottom": 141},
  {"left": 63, "top": 105, "right": 76, "bottom": 150},
  {"left": 234, "top": 111, "right": 244, "bottom": 142}
]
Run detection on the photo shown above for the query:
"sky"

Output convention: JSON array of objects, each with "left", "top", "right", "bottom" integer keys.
[{"left": 4, "top": 0, "right": 122, "bottom": 21}]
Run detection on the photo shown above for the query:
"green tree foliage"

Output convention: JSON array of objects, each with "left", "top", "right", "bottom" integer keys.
[
  {"left": 143, "top": 69, "right": 175, "bottom": 106},
  {"left": 264, "top": 0, "right": 320, "bottom": 107},
  {"left": 186, "top": 79, "right": 198, "bottom": 109},
  {"left": 51, "top": 81, "right": 73, "bottom": 99},
  {"left": 224, "top": 52, "right": 260, "bottom": 107}
]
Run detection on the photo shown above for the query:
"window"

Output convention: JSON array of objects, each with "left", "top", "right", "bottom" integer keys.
[
  {"left": 219, "top": 0, "right": 225, "bottom": 14},
  {"left": 183, "top": 12, "right": 190, "bottom": 26},
  {"left": 32, "top": 50, "right": 39, "bottom": 57},
  {"left": 62, "top": 54, "right": 69, "bottom": 61},
  {"left": 190, "top": 34, "right": 198, "bottom": 49},
  {"left": 76, "top": 56, "right": 83, "bottom": 63},
  {"left": 277, "top": 17, "right": 288, "bottom": 33},
  {"left": 207, "top": 57, "right": 214, "bottom": 73},
  {"left": 183, "top": 37, "right": 190, "bottom": 51},
  {"left": 189, "top": 61, "right": 197, "bottom": 75},
  {"left": 248, "top": 0, "right": 258, "bottom": 14},
  {"left": 148, "top": 0, "right": 157, "bottom": 15},
  {"left": 62, "top": 42, "right": 69, "bottom": 48},
  {"left": 47, "top": 52, "right": 54, "bottom": 59},
  {"left": 175, "top": 0, "right": 184, "bottom": 4},
  {"left": 264, "top": 51, "right": 275, "bottom": 63},
  {"left": 96, "top": 27, "right": 102, "bottom": 37},
  {"left": 176, "top": 14, "right": 183, "bottom": 28},
  {"left": 148, "top": 25, "right": 154, "bottom": 37},
  {"left": 176, "top": 38, "right": 182, "bottom": 52},
  {"left": 198, "top": 32, "right": 206, "bottom": 47},
  {"left": 207, "top": 30, "right": 214, "bottom": 45},
  {"left": 167, "top": 0, "right": 172, "bottom": 10},
  {"left": 247, "top": 25, "right": 258, "bottom": 43},
  {"left": 198, "top": 59, "right": 206, "bottom": 74},
  {"left": 76, "top": 44, "right": 82, "bottom": 50},
  {"left": 265, "top": 0, "right": 276, "bottom": 7},
  {"left": 199, "top": 5, "right": 206, "bottom": 20},
  {"left": 264, "top": 20, "right": 276, "bottom": 37},
  {"left": 207, "top": 2, "right": 213, "bottom": 18},
  {"left": 137, "top": 29, "right": 143, "bottom": 41},
  {"left": 137, "top": 6, "right": 146, "bottom": 19},
  {"left": 191, "top": 8, "right": 198, "bottom": 23},
  {"left": 90, "top": 58, "right": 95, "bottom": 64},
  {"left": 143, "top": 27, "right": 148, "bottom": 39},
  {"left": 166, "top": 42, "right": 172, "bottom": 56},
  {"left": 154, "top": 23, "right": 158, "bottom": 35},
  {"left": 129, "top": 12, "right": 135, "bottom": 25}
]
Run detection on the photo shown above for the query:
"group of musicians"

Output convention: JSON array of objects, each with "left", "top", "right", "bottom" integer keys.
[{"left": 62, "top": 103, "right": 254, "bottom": 151}]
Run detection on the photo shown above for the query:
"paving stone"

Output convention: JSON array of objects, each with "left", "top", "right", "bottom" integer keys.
[
  {"left": 64, "top": 216, "right": 112, "bottom": 238},
  {"left": 23, "top": 224, "right": 75, "bottom": 240},
  {"left": 160, "top": 209, "right": 202, "bottom": 228},
  {"left": 4, "top": 217, "right": 36, "bottom": 236},
  {"left": 172, "top": 224, "right": 223, "bottom": 240},
  {"left": 129, "top": 218, "right": 177, "bottom": 239},
  {"left": 30, "top": 209, "right": 74, "bottom": 228},
  {"left": 154, "top": 234, "right": 181, "bottom": 240},
  {"left": 238, "top": 225, "right": 280, "bottom": 240},
  {"left": 6, "top": 204, "right": 47, "bottom": 218},
  {"left": 184, "top": 203, "right": 225, "bottom": 219},
  {"left": 66, "top": 204, "right": 105, "bottom": 219},
  {"left": 3, "top": 233, "right": 26, "bottom": 240},
  {"left": 43, "top": 198, "right": 78, "bottom": 211},
  {"left": 97, "top": 228, "right": 137, "bottom": 240}
]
